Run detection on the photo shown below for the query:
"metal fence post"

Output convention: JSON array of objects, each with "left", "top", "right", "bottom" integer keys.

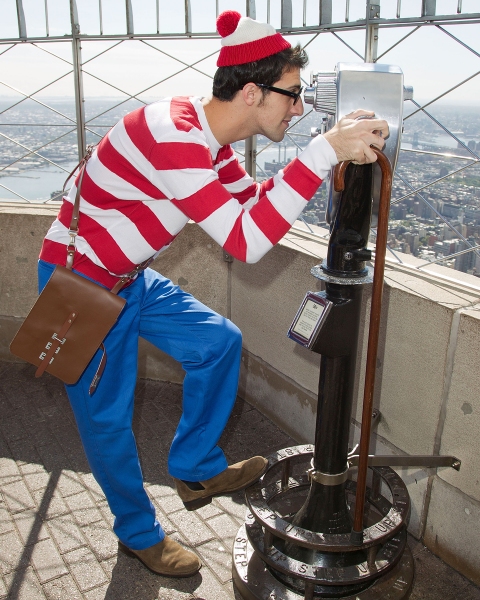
[
  {"left": 70, "top": 0, "right": 86, "bottom": 161},
  {"left": 126, "top": 0, "right": 134, "bottom": 36},
  {"left": 365, "top": 2, "right": 380, "bottom": 62},
  {"left": 245, "top": 136, "right": 257, "bottom": 180},
  {"left": 15, "top": 0, "right": 27, "bottom": 39},
  {"left": 281, "top": 0, "right": 292, "bottom": 29},
  {"left": 319, "top": 0, "right": 332, "bottom": 25}
]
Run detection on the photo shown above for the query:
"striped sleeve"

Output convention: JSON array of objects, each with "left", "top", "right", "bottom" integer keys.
[{"left": 141, "top": 101, "right": 337, "bottom": 263}]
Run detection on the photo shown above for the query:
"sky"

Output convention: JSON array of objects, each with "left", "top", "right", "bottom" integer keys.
[{"left": 0, "top": 0, "right": 479, "bottom": 105}]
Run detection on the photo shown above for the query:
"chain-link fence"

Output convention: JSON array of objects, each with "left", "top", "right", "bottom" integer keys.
[{"left": 1, "top": 0, "right": 479, "bottom": 275}]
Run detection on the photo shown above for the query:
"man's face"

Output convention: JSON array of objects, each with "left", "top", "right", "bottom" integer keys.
[{"left": 255, "top": 68, "right": 304, "bottom": 143}]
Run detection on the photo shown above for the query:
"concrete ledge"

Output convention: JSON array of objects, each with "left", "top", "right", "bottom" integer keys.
[
  {"left": 1, "top": 207, "right": 480, "bottom": 585},
  {"left": 238, "top": 350, "right": 317, "bottom": 445},
  {"left": 424, "top": 476, "right": 480, "bottom": 586}
]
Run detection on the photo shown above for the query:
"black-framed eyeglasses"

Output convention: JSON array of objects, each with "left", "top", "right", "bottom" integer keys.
[{"left": 255, "top": 83, "right": 304, "bottom": 105}]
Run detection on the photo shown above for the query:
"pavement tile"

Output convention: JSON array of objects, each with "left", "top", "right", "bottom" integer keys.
[
  {"left": 23, "top": 469, "right": 52, "bottom": 493},
  {"left": 82, "top": 583, "right": 110, "bottom": 600},
  {"left": 213, "top": 493, "right": 249, "bottom": 522},
  {"left": 35, "top": 443, "right": 71, "bottom": 473},
  {"left": 142, "top": 462, "right": 172, "bottom": 487},
  {"left": 2, "top": 479, "right": 36, "bottom": 513},
  {"left": 1, "top": 365, "right": 480, "bottom": 599},
  {"left": 3, "top": 439, "right": 41, "bottom": 468},
  {"left": 410, "top": 546, "right": 472, "bottom": 600},
  {"left": 32, "top": 489, "right": 69, "bottom": 521},
  {"left": 149, "top": 484, "right": 186, "bottom": 515},
  {"left": 23, "top": 421, "right": 55, "bottom": 450},
  {"left": 0, "top": 390, "right": 13, "bottom": 416},
  {"left": 0, "top": 529, "right": 29, "bottom": 575},
  {"left": 195, "top": 539, "right": 232, "bottom": 584},
  {"left": 82, "top": 521, "right": 118, "bottom": 561},
  {"left": 0, "top": 456, "right": 21, "bottom": 480},
  {"left": 66, "top": 451, "right": 91, "bottom": 474},
  {"left": 55, "top": 469, "right": 86, "bottom": 498},
  {"left": 78, "top": 473, "right": 105, "bottom": 503},
  {"left": 42, "top": 574, "right": 83, "bottom": 600},
  {"left": 205, "top": 513, "right": 242, "bottom": 548},
  {"left": 230, "top": 395, "right": 254, "bottom": 418},
  {"left": 457, "top": 584, "right": 480, "bottom": 600},
  {"left": 194, "top": 501, "right": 224, "bottom": 521},
  {"left": 190, "top": 565, "right": 234, "bottom": 599},
  {"left": 3, "top": 566, "right": 46, "bottom": 600},
  {"left": 0, "top": 415, "right": 30, "bottom": 443},
  {"left": 63, "top": 546, "right": 108, "bottom": 592},
  {"left": 169, "top": 511, "right": 216, "bottom": 547},
  {"left": 134, "top": 378, "right": 167, "bottom": 404},
  {"left": 19, "top": 462, "right": 48, "bottom": 477},
  {"left": 38, "top": 404, "right": 64, "bottom": 421},
  {"left": 64, "top": 492, "right": 104, "bottom": 527},
  {"left": 96, "top": 501, "right": 114, "bottom": 527},
  {"left": 30, "top": 538, "right": 69, "bottom": 583},
  {"left": 13, "top": 509, "right": 50, "bottom": 545},
  {"left": 151, "top": 504, "right": 177, "bottom": 536},
  {"left": 0, "top": 432, "right": 12, "bottom": 460},
  {"left": 0, "top": 504, "right": 15, "bottom": 536},
  {"left": 45, "top": 514, "right": 87, "bottom": 554}
]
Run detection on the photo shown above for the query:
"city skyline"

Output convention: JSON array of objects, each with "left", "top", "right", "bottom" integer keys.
[
  {"left": 1, "top": 98, "right": 479, "bottom": 277},
  {"left": 1, "top": 1, "right": 479, "bottom": 102}
]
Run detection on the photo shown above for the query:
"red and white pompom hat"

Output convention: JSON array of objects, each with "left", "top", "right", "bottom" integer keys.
[{"left": 216, "top": 10, "right": 291, "bottom": 67}]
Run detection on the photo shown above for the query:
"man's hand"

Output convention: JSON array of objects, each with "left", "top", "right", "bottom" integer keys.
[{"left": 323, "top": 109, "right": 389, "bottom": 164}]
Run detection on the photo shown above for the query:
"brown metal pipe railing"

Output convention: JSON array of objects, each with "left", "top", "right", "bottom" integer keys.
[{"left": 334, "top": 148, "right": 393, "bottom": 542}]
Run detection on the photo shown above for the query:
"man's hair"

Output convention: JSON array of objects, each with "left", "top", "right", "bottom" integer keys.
[{"left": 212, "top": 44, "right": 308, "bottom": 102}]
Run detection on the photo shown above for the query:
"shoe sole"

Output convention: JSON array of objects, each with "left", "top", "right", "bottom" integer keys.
[
  {"left": 118, "top": 541, "right": 201, "bottom": 578},
  {"left": 182, "top": 461, "right": 268, "bottom": 511}
]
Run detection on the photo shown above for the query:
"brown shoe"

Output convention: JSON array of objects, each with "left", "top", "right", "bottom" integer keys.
[
  {"left": 175, "top": 456, "right": 268, "bottom": 511},
  {"left": 118, "top": 536, "right": 201, "bottom": 577}
]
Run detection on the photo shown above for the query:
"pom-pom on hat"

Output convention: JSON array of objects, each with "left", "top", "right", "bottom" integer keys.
[{"left": 216, "top": 10, "right": 291, "bottom": 67}]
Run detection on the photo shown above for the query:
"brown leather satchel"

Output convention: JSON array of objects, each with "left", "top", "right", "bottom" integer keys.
[{"left": 10, "top": 146, "right": 149, "bottom": 394}]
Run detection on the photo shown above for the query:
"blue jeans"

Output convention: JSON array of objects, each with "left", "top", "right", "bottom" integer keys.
[{"left": 38, "top": 260, "right": 242, "bottom": 550}]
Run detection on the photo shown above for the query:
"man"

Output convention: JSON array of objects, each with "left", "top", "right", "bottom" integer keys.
[{"left": 38, "top": 10, "right": 388, "bottom": 578}]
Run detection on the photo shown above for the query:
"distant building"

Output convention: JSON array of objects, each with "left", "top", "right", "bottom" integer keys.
[
  {"left": 264, "top": 160, "right": 286, "bottom": 175},
  {"left": 442, "top": 203, "right": 463, "bottom": 219},
  {"left": 464, "top": 207, "right": 480, "bottom": 224},
  {"left": 454, "top": 238, "right": 477, "bottom": 272}
]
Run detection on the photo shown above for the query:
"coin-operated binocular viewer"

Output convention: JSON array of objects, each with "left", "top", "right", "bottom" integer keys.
[{"left": 233, "top": 63, "right": 461, "bottom": 600}]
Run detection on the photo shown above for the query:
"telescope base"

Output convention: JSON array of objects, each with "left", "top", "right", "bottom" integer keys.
[{"left": 233, "top": 524, "right": 414, "bottom": 600}]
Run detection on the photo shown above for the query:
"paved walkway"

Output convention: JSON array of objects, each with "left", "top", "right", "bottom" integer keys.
[{"left": 0, "top": 360, "right": 479, "bottom": 600}]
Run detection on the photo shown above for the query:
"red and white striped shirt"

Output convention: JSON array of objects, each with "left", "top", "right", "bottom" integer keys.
[{"left": 40, "top": 96, "right": 337, "bottom": 288}]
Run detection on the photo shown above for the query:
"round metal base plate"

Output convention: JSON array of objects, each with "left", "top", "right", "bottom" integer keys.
[
  {"left": 233, "top": 524, "right": 414, "bottom": 600},
  {"left": 311, "top": 263, "right": 374, "bottom": 285}
]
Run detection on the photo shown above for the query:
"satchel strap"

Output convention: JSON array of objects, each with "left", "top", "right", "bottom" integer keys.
[
  {"left": 65, "top": 145, "right": 96, "bottom": 271},
  {"left": 110, "top": 257, "right": 155, "bottom": 295},
  {"left": 64, "top": 145, "right": 153, "bottom": 291}
]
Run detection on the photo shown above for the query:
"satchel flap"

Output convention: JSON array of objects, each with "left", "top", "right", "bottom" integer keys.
[{"left": 10, "top": 266, "right": 126, "bottom": 384}]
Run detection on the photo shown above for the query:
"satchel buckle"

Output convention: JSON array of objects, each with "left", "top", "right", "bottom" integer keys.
[
  {"left": 38, "top": 351, "right": 56, "bottom": 364},
  {"left": 67, "top": 229, "right": 77, "bottom": 249},
  {"left": 39, "top": 333, "right": 65, "bottom": 362}
]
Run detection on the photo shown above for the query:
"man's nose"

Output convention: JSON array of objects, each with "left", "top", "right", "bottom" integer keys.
[{"left": 292, "top": 97, "right": 304, "bottom": 116}]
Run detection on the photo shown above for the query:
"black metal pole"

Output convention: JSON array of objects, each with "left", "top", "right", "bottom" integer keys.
[{"left": 274, "top": 163, "right": 376, "bottom": 596}]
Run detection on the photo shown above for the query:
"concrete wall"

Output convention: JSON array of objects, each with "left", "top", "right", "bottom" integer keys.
[{"left": 1, "top": 206, "right": 480, "bottom": 585}]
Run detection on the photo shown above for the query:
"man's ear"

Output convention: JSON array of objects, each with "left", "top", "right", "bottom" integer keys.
[{"left": 241, "top": 82, "right": 260, "bottom": 107}]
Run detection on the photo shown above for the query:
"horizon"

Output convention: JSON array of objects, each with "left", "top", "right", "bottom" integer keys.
[{"left": 1, "top": 95, "right": 478, "bottom": 108}]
